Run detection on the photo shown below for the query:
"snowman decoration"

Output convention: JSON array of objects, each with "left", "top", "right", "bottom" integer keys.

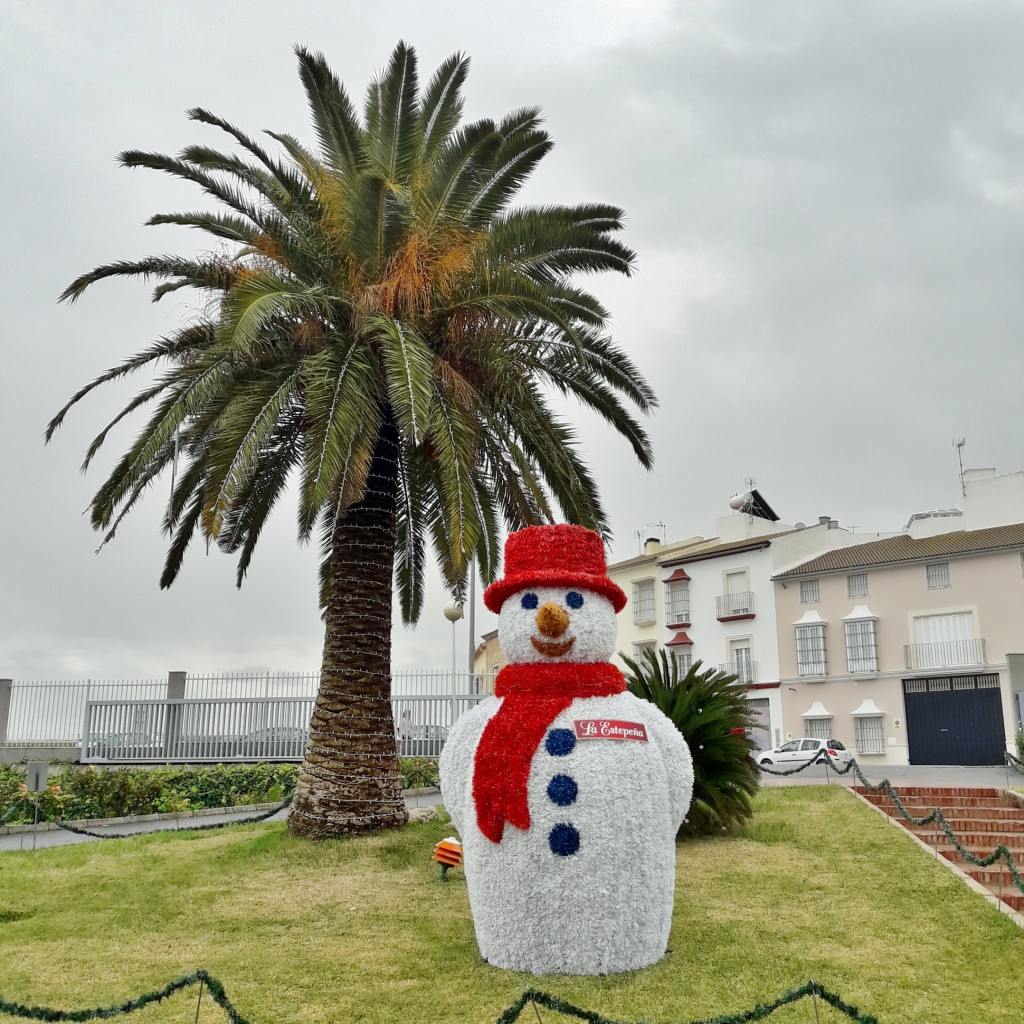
[{"left": 440, "top": 524, "right": 694, "bottom": 975}]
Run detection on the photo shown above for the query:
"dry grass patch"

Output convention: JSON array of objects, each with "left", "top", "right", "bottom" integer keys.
[{"left": 0, "top": 788, "right": 1022, "bottom": 1023}]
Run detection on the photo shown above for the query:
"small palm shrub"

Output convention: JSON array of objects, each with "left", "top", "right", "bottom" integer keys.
[{"left": 622, "top": 651, "right": 760, "bottom": 838}]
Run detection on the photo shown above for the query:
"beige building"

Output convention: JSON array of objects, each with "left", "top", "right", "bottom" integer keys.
[
  {"left": 773, "top": 522, "right": 1024, "bottom": 766},
  {"left": 472, "top": 630, "right": 506, "bottom": 692}
]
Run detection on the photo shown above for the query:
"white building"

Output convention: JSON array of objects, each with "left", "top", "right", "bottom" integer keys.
[{"left": 609, "top": 492, "right": 877, "bottom": 750}]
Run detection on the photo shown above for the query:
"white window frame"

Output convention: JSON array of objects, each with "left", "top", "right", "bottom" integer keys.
[
  {"left": 926, "top": 562, "right": 950, "bottom": 589},
  {"left": 800, "top": 579, "right": 820, "bottom": 604},
  {"left": 847, "top": 573, "right": 869, "bottom": 599},
  {"left": 664, "top": 580, "right": 690, "bottom": 625},
  {"left": 632, "top": 579, "right": 656, "bottom": 625},
  {"left": 796, "top": 623, "right": 827, "bottom": 676},
  {"left": 671, "top": 648, "right": 692, "bottom": 675},
  {"left": 844, "top": 618, "right": 878, "bottom": 674},
  {"left": 729, "top": 638, "right": 755, "bottom": 684},
  {"left": 632, "top": 640, "right": 657, "bottom": 661},
  {"left": 805, "top": 717, "right": 832, "bottom": 740},
  {"left": 854, "top": 716, "right": 884, "bottom": 755}
]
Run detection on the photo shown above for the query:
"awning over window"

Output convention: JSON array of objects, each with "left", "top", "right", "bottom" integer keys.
[
  {"left": 665, "top": 631, "right": 693, "bottom": 647},
  {"left": 664, "top": 567, "right": 690, "bottom": 582},
  {"left": 851, "top": 698, "right": 884, "bottom": 717},
  {"left": 843, "top": 604, "right": 877, "bottom": 621},
  {"left": 801, "top": 701, "right": 832, "bottom": 719}
]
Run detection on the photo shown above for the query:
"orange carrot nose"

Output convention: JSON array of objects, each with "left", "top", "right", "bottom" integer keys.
[{"left": 536, "top": 602, "right": 570, "bottom": 638}]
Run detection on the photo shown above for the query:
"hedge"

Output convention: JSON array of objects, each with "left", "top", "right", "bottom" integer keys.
[{"left": 1, "top": 758, "right": 440, "bottom": 825}]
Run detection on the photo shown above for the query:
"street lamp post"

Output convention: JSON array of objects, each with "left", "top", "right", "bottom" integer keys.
[{"left": 443, "top": 602, "right": 464, "bottom": 736}]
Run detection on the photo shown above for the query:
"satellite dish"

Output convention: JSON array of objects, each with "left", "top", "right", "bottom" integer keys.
[{"left": 728, "top": 493, "right": 752, "bottom": 511}]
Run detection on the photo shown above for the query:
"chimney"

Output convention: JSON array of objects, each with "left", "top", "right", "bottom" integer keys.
[
  {"left": 644, "top": 537, "right": 662, "bottom": 555},
  {"left": 818, "top": 516, "right": 831, "bottom": 526},
  {"left": 829, "top": 519, "right": 839, "bottom": 529}
]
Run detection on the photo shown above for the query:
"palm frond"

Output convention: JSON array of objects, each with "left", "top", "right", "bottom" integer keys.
[{"left": 420, "top": 53, "right": 469, "bottom": 159}]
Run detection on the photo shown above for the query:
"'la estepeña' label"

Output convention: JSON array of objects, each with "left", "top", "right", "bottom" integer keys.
[{"left": 573, "top": 719, "right": 649, "bottom": 742}]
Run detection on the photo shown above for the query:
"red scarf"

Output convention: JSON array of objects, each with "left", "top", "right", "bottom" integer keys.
[{"left": 472, "top": 661, "right": 626, "bottom": 844}]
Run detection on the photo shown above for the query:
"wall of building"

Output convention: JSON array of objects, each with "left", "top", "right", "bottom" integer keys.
[{"left": 774, "top": 548, "right": 1024, "bottom": 763}]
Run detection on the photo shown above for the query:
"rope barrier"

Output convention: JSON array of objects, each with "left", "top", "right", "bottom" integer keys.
[
  {"left": 0, "top": 973, "right": 881, "bottom": 1024},
  {"left": 51, "top": 792, "right": 294, "bottom": 840},
  {"left": 759, "top": 752, "right": 1024, "bottom": 896}
]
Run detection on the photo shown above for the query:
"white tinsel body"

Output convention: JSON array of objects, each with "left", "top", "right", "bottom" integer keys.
[{"left": 440, "top": 690, "right": 693, "bottom": 975}]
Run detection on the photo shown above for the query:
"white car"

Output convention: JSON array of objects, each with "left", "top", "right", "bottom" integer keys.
[{"left": 755, "top": 737, "right": 853, "bottom": 769}]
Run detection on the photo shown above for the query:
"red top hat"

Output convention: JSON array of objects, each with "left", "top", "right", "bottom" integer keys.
[{"left": 483, "top": 524, "right": 627, "bottom": 614}]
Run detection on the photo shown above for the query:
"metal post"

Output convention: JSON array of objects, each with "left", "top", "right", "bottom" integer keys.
[
  {"left": 0, "top": 679, "right": 12, "bottom": 745},
  {"left": 443, "top": 603, "right": 463, "bottom": 735},
  {"left": 467, "top": 557, "right": 476, "bottom": 675},
  {"left": 166, "top": 671, "right": 187, "bottom": 762}
]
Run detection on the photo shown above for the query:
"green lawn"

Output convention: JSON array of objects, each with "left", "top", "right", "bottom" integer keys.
[{"left": 1, "top": 787, "right": 1021, "bottom": 1024}]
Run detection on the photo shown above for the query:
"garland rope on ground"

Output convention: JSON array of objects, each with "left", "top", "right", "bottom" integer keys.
[
  {"left": 50, "top": 792, "right": 294, "bottom": 840},
  {"left": 759, "top": 752, "right": 1024, "bottom": 895},
  {"left": 0, "top": 973, "right": 881, "bottom": 1024}
]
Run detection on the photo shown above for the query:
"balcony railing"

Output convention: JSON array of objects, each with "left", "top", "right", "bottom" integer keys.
[
  {"left": 666, "top": 604, "right": 691, "bottom": 626},
  {"left": 903, "top": 638, "right": 986, "bottom": 671},
  {"left": 719, "top": 660, "right": 758, "bottom": 685},
  {"left": 716, "top": 592, "right": 755, "bottom": 619}
]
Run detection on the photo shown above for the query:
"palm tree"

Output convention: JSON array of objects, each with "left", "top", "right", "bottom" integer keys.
[
  {"left": 49, "top": 43, "right": 655, "bottom": 838},
  {"left": 622, "top": 652, "right": 760, "bottom": 836}
]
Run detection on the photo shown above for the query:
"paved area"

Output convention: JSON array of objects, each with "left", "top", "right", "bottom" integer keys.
[
  {"left": 0, "top": 789, "right": 445, "bottom": 853},
  {"left": 761, "top": 762, "right": 1023, "bottom": 790}
]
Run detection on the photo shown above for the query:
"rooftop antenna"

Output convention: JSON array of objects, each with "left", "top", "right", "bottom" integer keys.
[
  {"left": 953, "top": 437, "right": 966, "bottom": 497},
  {"left": 646, "top": 521, "right": 667, "bottom": 545}
]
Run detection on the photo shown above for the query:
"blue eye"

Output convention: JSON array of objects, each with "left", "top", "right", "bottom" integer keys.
[
  {"left": 566, "top": 591, "right": 584, "bottom": 609},
  {"left": 521, "top": 592, "right": 539, "bottom": 609}
]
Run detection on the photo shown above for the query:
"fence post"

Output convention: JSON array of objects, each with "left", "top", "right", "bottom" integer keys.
[
  {"left": 0, "top": 679, "right": 12, "bottom": 745},
  {"left": 165, "top": 671, "right": 187, "bottom": 761}
]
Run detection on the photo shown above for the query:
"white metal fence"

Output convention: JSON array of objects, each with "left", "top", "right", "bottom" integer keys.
[
  {"left": 4, "top": 679, "right": 166, "bottom": 745},
  {"left": 3, "top": 669, "right": 495, "bottom": 752},
  {"left": 80, "top": 692, "right": 485, "bottom": 762}
]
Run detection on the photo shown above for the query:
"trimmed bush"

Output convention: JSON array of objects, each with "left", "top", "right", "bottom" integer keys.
[{"left": 1, "top": 758, "right": 440, "bottom": 824}]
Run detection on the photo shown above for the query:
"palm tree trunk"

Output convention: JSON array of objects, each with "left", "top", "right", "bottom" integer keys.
[{"left": 288, "top": 417, "right": 408, "bottom": 838}]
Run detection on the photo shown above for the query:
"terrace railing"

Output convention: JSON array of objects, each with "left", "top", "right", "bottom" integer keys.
[{"left": 903, "top": 638, "right": 986, "bottom": 670}]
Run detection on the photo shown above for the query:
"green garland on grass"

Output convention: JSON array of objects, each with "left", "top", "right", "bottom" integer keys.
[
  {"left": 0, "top": 974, "right": 880, "bottom": 1024},
  {"left": 498, "top": 981, "right": 879, "bottom": 1024},
  {"left": 0, "top": 970, "right": 242, "bottom": 1024},
  {"left": 760, "top": 754, "right": 1024, "bottom": 895},
  {"left": 51, "top": 791, "right": 294, "bottom": 840}
]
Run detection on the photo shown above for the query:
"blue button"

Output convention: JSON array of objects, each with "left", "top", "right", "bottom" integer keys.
[
  {"left": 545, "top": 729, "right": 576, "bottom": 756},
  {"left": 547, "top": 774, "right": 578, "bottom": 806},
  {"left": 549, "top": 823, "right": 581, "bottom": 857}
]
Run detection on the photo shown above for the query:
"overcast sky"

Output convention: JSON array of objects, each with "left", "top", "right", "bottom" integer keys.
[{"left": 3, "top": 0, "right": 1023, "bottom": 682}]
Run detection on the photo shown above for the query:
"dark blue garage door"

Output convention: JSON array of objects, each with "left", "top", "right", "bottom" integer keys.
[{"left": 903, "top": 674, "right": 1005, "bottom": 766}]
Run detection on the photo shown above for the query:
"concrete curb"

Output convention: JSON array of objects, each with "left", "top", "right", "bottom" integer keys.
[
  {"left": 846, "top": 785, "right": 1024, "bottom": 931},
  {"left": 404, "top": 786, "right": 440, "bottom": 797},
  {"left": 0, "top": 800, "right": 282, "bottom": 836}
]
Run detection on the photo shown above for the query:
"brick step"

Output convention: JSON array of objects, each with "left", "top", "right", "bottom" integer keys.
[
  {"left": 995, "top": 893, "right": 1024, "bottom": 911},
  {"left": 967, "top": 866, "right": 1023, "bottom": 886},
  {"left": 905, "top": 825, "right": 1024, "bottom": 849},
  {"left": 861, "top": 792, "right": 1017, "bottom": 810},
  {"left": 878, "top": 804, "right": 1024, "bottom": 820},
  {"left": 939, "top": 849, "right": 1023, "bottom": 866},
  {"left": 855, "top": 786, "right": 1003, "bottom": 799},
  {"left": 898, "top": 817, "right": 1024, "bottom": 833}
]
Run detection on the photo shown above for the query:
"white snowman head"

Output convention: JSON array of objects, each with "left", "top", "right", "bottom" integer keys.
[
  {"left": 484, "top": 525, "right": 626, "bottom": 666},
  {"left": 498, "top": 585, "right": 618, "bottom": 664}
]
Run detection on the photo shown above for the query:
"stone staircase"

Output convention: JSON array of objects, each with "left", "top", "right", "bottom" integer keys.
[{"left": 855, "top": 785, "right": 1024, "bottom": 912}]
